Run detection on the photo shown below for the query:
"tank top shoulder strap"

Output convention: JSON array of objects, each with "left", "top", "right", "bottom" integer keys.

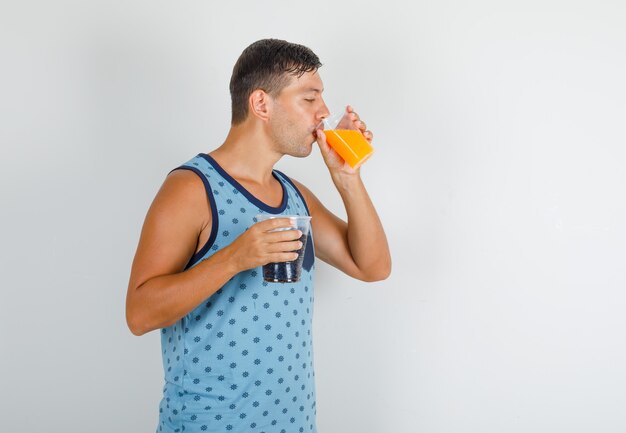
[
  {"left": 272, "top": 169, "right": 311, "bottom": 216},
  {"left": 168, "top": 154, "right": 221, "bottom": 269}
]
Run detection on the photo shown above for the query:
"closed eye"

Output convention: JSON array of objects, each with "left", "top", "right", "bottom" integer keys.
[{"left": 304, "top": 99, "right": 315, "bottom": 102}]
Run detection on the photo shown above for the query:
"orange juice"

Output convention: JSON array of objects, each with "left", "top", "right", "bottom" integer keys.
[{"left": 324, "top": 129, "right": 374, "bottom": 169}]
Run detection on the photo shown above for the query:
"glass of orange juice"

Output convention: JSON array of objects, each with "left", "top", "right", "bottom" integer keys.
[{"left": 318, "top": 111, "right": 374, "bottom": 169}]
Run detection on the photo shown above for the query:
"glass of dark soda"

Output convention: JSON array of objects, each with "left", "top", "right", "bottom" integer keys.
[{"left": 255, "top": 214, "right": 312, "bottom": 283}]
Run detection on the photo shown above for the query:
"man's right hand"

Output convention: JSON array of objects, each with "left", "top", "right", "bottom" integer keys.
[{"left": 226, "top": 218, "right": 304, "bottom": 273}]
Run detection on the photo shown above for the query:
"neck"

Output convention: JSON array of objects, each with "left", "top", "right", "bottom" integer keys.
[{"left": 208, "top": 121, "right": 281, "bottom": 185}]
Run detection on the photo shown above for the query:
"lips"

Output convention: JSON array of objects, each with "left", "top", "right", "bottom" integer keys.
[{"left": 311, "top": 121, "right": 324, "bottom": 138}]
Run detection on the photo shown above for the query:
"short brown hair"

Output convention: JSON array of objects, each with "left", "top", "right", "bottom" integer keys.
[{"left": 229, "top": 39, "right": 322, "bottom": 125}]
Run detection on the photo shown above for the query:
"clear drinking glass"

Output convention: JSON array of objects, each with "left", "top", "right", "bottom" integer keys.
[
  {"left": 318, "top": 111, "right": 374, "bottom": 169},
  {"left": 255, "top": 214, "right": 312, "bottom": 283}
]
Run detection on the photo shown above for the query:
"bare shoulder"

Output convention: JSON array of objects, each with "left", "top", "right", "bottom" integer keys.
[
  {"left": 151, "top": 169, "right": 211, "bottom": 226},
  {"left": 159, "top": 168, "right": 207, "bottom": 201},
  {"left": 128, "top": 168, "right": 211, "bottom": 290}
]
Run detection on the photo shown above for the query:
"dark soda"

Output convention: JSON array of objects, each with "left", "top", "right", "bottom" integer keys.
[{"left": 263, "top": 234, "right": 308, "bottom": 283}]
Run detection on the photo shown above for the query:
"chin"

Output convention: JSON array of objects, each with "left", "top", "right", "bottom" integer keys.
[
  {"left": 302, "top": 143, "right": 314, "bottom": 157},
  {"left": 289, "top": 142, "right": 314, "bottom": 158},
  {"left": 291, "top": 150, "right": 312, "bottom": 158}
]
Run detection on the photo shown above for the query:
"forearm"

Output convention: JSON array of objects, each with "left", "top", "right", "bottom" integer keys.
[
  {"left": 126, "top": 246, "right": 240, "bottom": 335},
  {"left": 332, "top": 172, "right": 391, "bottom": 280}
]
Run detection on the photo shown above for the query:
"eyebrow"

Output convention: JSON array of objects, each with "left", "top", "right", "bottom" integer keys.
[{"left": 304, "top": 87, "right": 323, "bottom": 93}]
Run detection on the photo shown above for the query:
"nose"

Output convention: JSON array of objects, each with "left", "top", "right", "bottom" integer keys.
[{"left": 318, "top": 101, "right": 330, "bottom": 120}]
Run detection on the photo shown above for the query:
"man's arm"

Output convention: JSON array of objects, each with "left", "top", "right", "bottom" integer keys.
[
  {"left": 125, "top": 170, "right": 238, "bottom": 335},
  {"left": 126, "top": 170, "right": 303, "bottom": 336},
  {"left": 291, "top": 176, "right": 391, "bottom": 282},
  {"left": 292, "top": 107, "right": 391, "bottom": 282}
]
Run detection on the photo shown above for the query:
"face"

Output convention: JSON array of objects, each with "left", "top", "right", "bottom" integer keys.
[{"left": 267, "top": 71, "right": 330, "bottom": 158}]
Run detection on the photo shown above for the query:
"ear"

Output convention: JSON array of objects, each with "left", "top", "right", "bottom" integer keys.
[{"left": 249, "top": 89, "right": 272, "bottom": 122}]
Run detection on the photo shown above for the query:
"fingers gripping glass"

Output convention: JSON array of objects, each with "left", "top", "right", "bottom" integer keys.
[
  {"left": 317, "top": 111, "right": 374, "bottom": 169},
  {"left": 255, "top": 215, "right": 312, "bottom": 283}
]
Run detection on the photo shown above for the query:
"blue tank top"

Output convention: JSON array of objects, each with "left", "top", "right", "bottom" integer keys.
[{"left": 157, "top": 153, "right": 317, "bottom": 433}]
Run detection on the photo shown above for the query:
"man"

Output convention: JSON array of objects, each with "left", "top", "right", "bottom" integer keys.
[{"left": 126, "top": 39, "right": 391, "bottom": 433}]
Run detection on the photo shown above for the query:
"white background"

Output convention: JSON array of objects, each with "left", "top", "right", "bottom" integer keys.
[{"left": 1, "top": 1, "right": 625, "bottom": 432}]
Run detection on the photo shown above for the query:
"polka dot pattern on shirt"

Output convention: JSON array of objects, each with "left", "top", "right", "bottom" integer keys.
[{"left": 157, "top": 154, "right": 317, "bottom": 433}]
